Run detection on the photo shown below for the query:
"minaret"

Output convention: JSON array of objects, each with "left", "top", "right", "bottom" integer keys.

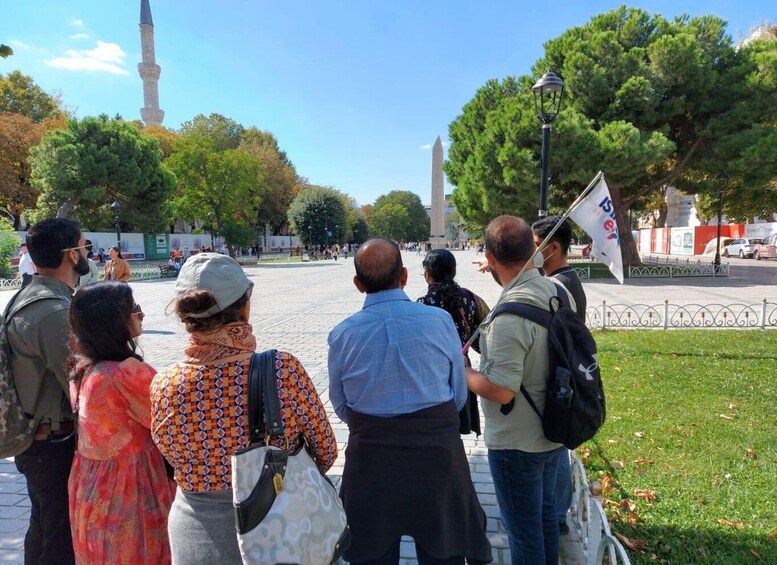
[
  {"left": 138, "top": 0, "right": 164, "bottom": 126},
  {"left": 430, "top": 136, "right": 445, "bottom": 248}
]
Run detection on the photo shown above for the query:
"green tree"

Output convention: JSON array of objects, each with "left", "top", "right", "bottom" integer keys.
[
  {"left": 373, "top": 190, "right": 430, "bottom": 242},
  {"left": 239, "top": 127, "right": 300, "bottom": 234},
  {"left": 368, "top": 203, "right": 411, "bottom": 242},
  {"left": 287, "top": 186, "right": 348, "bottom": 247},
  {"left": 166, "top": 133, "right": 262, "bottom": 255},
  {"left": 0, "top": 45, "right": 12, "bottom": 59},
  {"left": 350, "top": 214, "right": 369, "bottom": 244},
  {"left": 0, "top": 218, "right": 19, "bottom": 277},
  {"left": 0, "top": 112, "right": 47, "bottom": 228},
  {"left": 141, "top": 125, "right": 179, "bottom": 159},
  {"left": 29, "top": 115, "right": 176, "bottom": 231},
  {"left": 179, "top": 113, "right": 244, "bottom": 151},
  {"left": 445, "top": 8, "right": 777, "bottom": 266},
  {"left": 0, "top": 71, "right": 62, "bottom": 122}
]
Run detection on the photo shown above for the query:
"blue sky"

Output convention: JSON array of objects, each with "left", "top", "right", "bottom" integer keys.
[{"left": 3, "top": 1, "right": 773, "bottom": 206}]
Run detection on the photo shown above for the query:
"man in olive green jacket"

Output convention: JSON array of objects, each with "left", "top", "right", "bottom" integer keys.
[{"left": 8, "top": 218, "right": 90, "bottom": 565}]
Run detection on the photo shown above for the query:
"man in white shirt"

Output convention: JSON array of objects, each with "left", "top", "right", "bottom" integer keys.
[{"left": 17, "top": 243, "right": 36, "bottom": 289}]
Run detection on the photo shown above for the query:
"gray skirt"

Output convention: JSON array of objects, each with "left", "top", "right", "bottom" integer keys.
[{"left": 168, "top": 486, "right": 242, "bottom": 565}]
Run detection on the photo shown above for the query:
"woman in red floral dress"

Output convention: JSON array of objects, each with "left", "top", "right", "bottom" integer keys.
[{"left": 67, "top": 282, "right": 175, "bottom": 564}]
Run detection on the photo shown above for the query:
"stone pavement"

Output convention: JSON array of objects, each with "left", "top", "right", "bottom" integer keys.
[{"left": 0, "top": 249, "right": 771, "bottom": 564}]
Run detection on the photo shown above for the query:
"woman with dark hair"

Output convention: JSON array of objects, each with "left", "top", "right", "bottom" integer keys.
[
  {"left": 103, "top": 245, "right": 131, "bottom": 282},
  {"left": 418, "top": 248, "right": 490, "bottom": 435},
  {"left": 150, "top": 254, "right": 337, "bottom": 564},
  {"left": 67, "top": 282, "right": 175, "bottom": 564}
]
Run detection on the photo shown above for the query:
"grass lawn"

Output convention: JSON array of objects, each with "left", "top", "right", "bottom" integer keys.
[{"left": 583, "top": 330, "right": 776, "bottom": 564}]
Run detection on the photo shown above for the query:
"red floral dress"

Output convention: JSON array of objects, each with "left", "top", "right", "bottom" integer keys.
[{"left": 68, "top": 358, "right": 175, "bottom": 565}]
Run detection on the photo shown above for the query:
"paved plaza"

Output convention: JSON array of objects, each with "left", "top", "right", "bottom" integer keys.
[{"left": 0, "top": 250, "right": 774, "bottom": 564}]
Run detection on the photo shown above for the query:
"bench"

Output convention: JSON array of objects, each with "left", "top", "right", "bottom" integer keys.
[{"left": 159, "top": 265, "right": 179, "bottom": 278}]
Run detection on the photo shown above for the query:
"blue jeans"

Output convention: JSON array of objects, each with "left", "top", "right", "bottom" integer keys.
[
  {"left": 488, "top": 447, "right": 563, "bottom": 565},
  {"left": 555, "top": 449, "right": 573, "bottom": 523}
]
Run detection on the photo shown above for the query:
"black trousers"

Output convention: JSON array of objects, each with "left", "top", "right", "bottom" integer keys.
[
  {"left": 349, "top": 538, "right": 466, "bottom": 565},
  {"left": 14, "top": 434, "right": 76, "bottom": 565},
  {"left": 20, "top": 274, "right": 33, "bottom": 289}
]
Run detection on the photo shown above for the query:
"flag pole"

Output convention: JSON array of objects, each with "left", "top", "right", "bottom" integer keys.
[{"left": 463, "top": 171, "right": 604, "bottom": 353}]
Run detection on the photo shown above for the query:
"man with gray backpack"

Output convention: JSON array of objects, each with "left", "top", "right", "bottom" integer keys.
[{"left": 1, "top": 218, "right": 91, "bottom": 564}]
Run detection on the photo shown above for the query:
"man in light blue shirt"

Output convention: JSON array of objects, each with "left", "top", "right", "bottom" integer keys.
[
  {"left": 328, "top": 238, "right": 490, "bottom": 565},
  {"left": 328, "top": 240, "right": 467, "bottom": 422}
]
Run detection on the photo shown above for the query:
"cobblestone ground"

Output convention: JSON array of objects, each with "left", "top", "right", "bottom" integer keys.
[{"left": 1, "top": 249, "right": 766, "bottom": 564}]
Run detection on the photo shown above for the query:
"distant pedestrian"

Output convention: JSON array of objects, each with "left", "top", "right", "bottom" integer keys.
[
  {"left": 17, "top": 243, "right": 36, "bottom": 288},
  {"left": 103, "top": 246, "right": 131, "bottom": 282},
  {"left": 328, "top": 238, "right": 492, "bottom": 564},
  {"left": 67, "top": 282, "right": 175, "bottom": 564}
]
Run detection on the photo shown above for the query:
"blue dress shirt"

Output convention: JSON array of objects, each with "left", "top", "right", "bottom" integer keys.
[{"left": 328, "top": 288, "right": 467, "bottom": 422}]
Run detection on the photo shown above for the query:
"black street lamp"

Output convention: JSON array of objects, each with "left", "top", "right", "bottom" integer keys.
[
  {"left": 110, "top": 201, "right": 122, "bottom": 247},
  {"left": 532, "top": 70, "right": 565, "bottom": 219},
  {"left": 308, "top": 224, "right": 313, "bottom": 248},
  {"left": 714, "top": 171, "right": 729, "bottom": 270}
]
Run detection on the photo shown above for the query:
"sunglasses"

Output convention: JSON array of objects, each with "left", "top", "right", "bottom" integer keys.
[{"left": 131, "top": 303, "right": 145, "bottom": 321}]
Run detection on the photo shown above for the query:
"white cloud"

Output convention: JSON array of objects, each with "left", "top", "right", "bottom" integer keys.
[
  {"left": 70, "top": 18, "right": 84, "bottom": 27},
  {"left": 9, "top": 40, "right": 31, "bottom": 49},
  {"left": 70, "top": 33, "right": 89, "bottom": 40},
  {"left": 45, "top": 41, "right": 128, "bottom": 75},
  {"left": 419, "top": 144, "right": 432, "bottom": 150}
]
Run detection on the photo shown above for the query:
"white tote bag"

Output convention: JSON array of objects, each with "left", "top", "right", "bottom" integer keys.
[{"left": 232, "top": 350, "right": 349, "bottom": 565}]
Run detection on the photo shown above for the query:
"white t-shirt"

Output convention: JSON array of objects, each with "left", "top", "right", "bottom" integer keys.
[{"left": 18, "top": 252, "right": 35, "bottom": 276}]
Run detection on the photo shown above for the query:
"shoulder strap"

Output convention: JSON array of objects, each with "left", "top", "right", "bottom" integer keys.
[
  {"left": 489, "top": 300, "right": 551, "bottom": 420},
  {"left": 491, "top": 301, "right": 552, "bottom": 329},
  {"left": 247, "top": 349, "right": 283, "bottom": 444}
]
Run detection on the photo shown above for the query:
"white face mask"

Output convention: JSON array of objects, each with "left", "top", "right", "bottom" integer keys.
[{"left": 533, "top": 252, "right": 545, "bottom": 269}]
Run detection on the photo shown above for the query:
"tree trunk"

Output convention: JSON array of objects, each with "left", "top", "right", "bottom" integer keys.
[
  {"left": 12, "top": 214, "right": 20, "bottom": 230},
  {"left": 655, "top": 202, "right": 668, "bottom": 228},
  {"left": 56, "top": 195, "right": 81, "bottom": 218},
  {"left": 611, "top": 185, "right": 642, "bottom": 268}
]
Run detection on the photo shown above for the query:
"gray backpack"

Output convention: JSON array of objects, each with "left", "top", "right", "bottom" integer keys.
[{"left": 0, "top": 289, "right": 59, "bottom": 457}]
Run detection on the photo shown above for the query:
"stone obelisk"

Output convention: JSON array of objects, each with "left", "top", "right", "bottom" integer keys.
[
  {"left": 430, "top": 136, "right": 445, "bottom": 249},
  {"left": 138, "top": 0, "right": 164, "bottom": 126}
]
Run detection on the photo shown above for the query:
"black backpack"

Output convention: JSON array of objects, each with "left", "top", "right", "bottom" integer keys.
[{"left": 490, "top": 284, "right": 605, "bottom": 449}]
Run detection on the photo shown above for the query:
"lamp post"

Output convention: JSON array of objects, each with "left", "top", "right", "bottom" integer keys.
[
  {"left": 532, "top": 70, "right": 565, "bottom": 219},
  {"left": 207, "top": 212, "right": 215, "bottom": 250},
  {"left": 714, "top": 171, "right": 729, "bottom": 271},
  {"left": 308, "top": 225, "right": 313, "bottom": 249},
  {"left": 110, "top": 201, "right": 122, "bottom": 247}
]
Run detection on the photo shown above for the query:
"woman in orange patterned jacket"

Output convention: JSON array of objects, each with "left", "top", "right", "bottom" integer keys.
[{"left": 150, "top": 254, "right": 337, "bottom": 564}]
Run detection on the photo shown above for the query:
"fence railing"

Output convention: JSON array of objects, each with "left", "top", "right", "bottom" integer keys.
[
  {"left": 587, "top": 300, "right": 777, "bottom": 329},
  {"left": 572, "top": 266, "right": 591, "bottom": 279},
  {"left": 628, "top": 262, "right": 729, "bottom": 278},
  {"left": 570, "top": 450, "right": 631, "bottom": 564}
]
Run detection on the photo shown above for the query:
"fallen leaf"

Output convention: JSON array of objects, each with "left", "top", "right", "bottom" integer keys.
[
  {"left": 746, "top": 449, "right": 757, "bottom": 460},
  {"left": 728, "top": 402, "right": 737, "bottom": 409},
  {"left": 612, "top": 460, "right": 625, "bottom": 469},
  {"left": 650, "top": 553, "right": 658, "bottom": 561},
  {"left": 634, "top": 431, "right": 645, "bottom": 438},
  {"left": 601, "top": 473, "right": 614, "bottom": 495},
  {"left": 608, "top": 439, "right": 618, "bottom": 444},
  {"left": 699, "top": 546, "right": 707, "bottom": 558},
  {"left": 634, "top": 458, "right": 654, "bottom": 465},
  {"left": 717, "top": 519, "right": 744, "bottom": 529},
  {"left": 770, "top": 528, "right": 777, "bottom": 538},
  {"left": 712, "top": 478, "right": 721, "bottom": 487},
  {"left": 620, "top": 499, "right": 636, "bottom": 512},
  {"left": 750, "top": 549, "right": 763, "bottom": 561},
  {"left": 613, "top": 366, "right": 622, "bottom": 372},
  {"left": 724, "top": 473, "right": 732, "bottom": 479},
  {"left": 719, "top": 413, "right": 736, "bottom": 420},
  {"left": 634, "top": 489, "right": 657, "bottom": 501},
  {"left": 626, "top": 511, "right": 639, "bottom": 525},
  {"left": 614, "top": 532, "right": 648, "bottom": 553}
]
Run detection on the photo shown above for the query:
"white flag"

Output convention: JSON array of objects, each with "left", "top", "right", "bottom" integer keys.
[{"left": 569, "top": 175, "right": 624, "bottom": 284}]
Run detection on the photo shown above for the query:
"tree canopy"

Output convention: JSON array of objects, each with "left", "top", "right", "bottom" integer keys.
[
  {"left": 0, "top": 71, "right": 62, "bottom": 123},
  {"left": 373, "top": 190, "right": 430, "bottom": 242},
  {"left": 29, "top": 115, "right": 176, "bottom": 232},
  {"left": 445, "top": 7, "right": 777, "bottom": 265},
  {"left": 368, "top": 203, "right": 411, "bottom": 242},
  {"left": 166, "top": 132, "right": 262, "bottom": 254},
  {"left": 287, "top": 186, "right": 348, "bottom": 247}
]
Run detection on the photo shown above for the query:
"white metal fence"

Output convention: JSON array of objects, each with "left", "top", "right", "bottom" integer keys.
[
  {"left": 587, "top": 300, "right": 777, "bottom": 329},
  {"left": 570, "top": 450, "right": 632, "bottom": 564}
]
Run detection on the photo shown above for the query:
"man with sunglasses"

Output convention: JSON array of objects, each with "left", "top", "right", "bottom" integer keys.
[{"left": 6, "top": 218, "right": 91, "bottom": 564}]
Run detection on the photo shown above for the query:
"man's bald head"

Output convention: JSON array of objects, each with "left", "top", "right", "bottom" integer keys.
[
  {"left": 485, "top": 215, "right": 535, "bottom": 267},
  {"left": 354, "top": 238, "right": 404, "bottom": 293}
]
